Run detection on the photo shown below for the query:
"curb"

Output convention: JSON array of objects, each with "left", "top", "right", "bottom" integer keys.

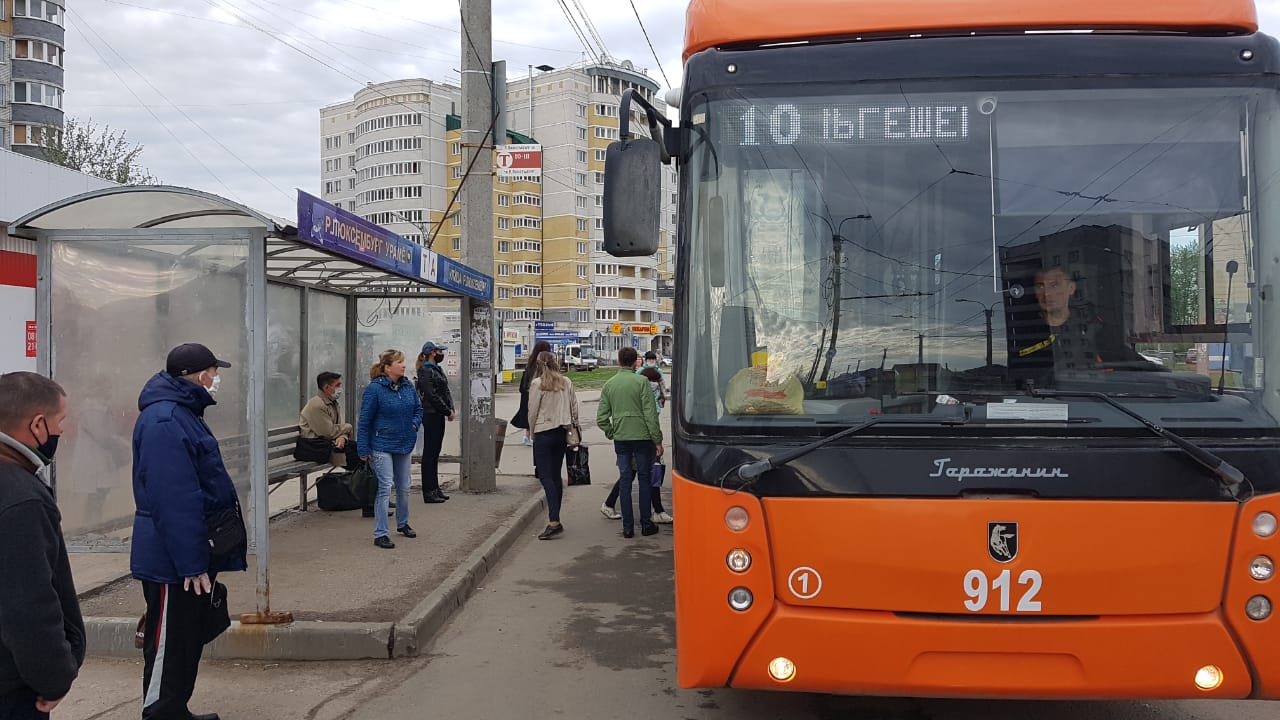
[
  {"left": 392, "top": 490, "right": 547, "bottom": 657},
  {"left": 81, "top": 490, "right": 547, "bottom": 661}
]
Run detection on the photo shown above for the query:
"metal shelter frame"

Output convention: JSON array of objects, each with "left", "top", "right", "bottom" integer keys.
[{"left": 11, "top": 186, "right": 487, "bottom": 621}]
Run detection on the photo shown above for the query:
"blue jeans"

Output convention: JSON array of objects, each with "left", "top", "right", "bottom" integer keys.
[
  {"left": 613, "top": 440, "right": 655, "bottom": 532},
  {"left": 370, "top": 451, "right": 411, "bottom": 538}
]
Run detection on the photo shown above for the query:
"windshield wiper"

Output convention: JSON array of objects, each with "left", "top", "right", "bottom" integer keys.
[
  {"left": 1029, "top": 389, "right": 1246, "bottom": 499},
  {"left": 737, "top": 409, "right": 970, "bottom": 482}
]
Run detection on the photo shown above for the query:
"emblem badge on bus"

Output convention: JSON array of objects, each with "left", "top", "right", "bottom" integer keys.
[{"left": 988, "top": 522, "right": 1019, "bottom": 563}]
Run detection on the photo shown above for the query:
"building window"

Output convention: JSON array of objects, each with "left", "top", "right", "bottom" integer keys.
[
  {"left": 594, "top": 149, "right": 606, "bottom": 162},
  {"left": 576, "top": 127, "right": 587, "bottom": 140},
  {"left": 576, "top": 310, "right": 590, "bottom": 323},
  {"left": 512, "top": 193, "right": 541, "bottom": 207},
  {"left": 575, "top": 172, "right": 586, "bottom": 186},
  {"left": 577, "top": 219, "right": 588, "bottom": 232},
  {"left": 577, "top": 241, "right": 588, "bottom": 255},
  {"left": 452, "top": 239, "right": 461, "bottom": 251},
  {"left": 14, "top": 1, "right": 63, "bottom": 26},
  {"left": 576, "top": 150, "right": 587, "bottom": 163},
  {"left": 11, "top": 39, "right": 63, "bottom": 67},
  {"left": 451, "top": 213, "right": 461, "bottom": 227},
  {"left": 593, "top": 126, "right": 618, "bottom": 140},
  {"left": 577, "top": 264, "right": 587, "bottom": 278},
  {"left": 451, "top": 141, "right": 461, "bottom": 155},
  {"left": 576, "top": 288, "right": 589, "bottom": 300},
  {"left": 11, "top": 81, "right": 63, "bottom": 109},
  {"left": 498, "top": 287, "right": 510, "bottom": 300},
  {"left": 576, "top": 196, "right": 587, "bottom": 209},
  {"left": 596, "top": 309, "right": 619, "bottom": 321},
  {"left": 451, "top": 166, "right": 464, "bottom": 179},
  {"left": 498, "top": 264, "right": 509, "bottom": 277},
  {"left": 594, "top": 264, "right": 618, "bottom": 276},
  {"left": 498, "top": 240, "right": 510, "bottom": 253},
  {"left": 576, "top": 103, "right": 587, "bottom": 117},
  {"left": 513, "top": 240, "right": 542, "bottom": 252},
  {"left": 514, "top": 263, "right": 542, "bottom": 275},
  {"left": 497, "top": 217, "right": 510, "bottom": 230}
]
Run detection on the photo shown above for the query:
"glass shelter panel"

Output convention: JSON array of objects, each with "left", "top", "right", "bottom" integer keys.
[
  {"left": 306, "top": 290, "right": 349, "bottom": 401},
  {"left": 49, "top": 236, "right": 250, "bottom": 539},
  {"left": 266, "top": 283, "right": 302, "bottom": 429},
  {"left": 354, "top": 297, "right": 463, "bottom": 457}
]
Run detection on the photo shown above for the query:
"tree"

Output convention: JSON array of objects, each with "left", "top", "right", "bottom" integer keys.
[
  {"left": 1170, "top": 242, "right": 1201, "bottom": 326},
  {"left": 42, "top": 117, "right": 158, "bottom": 185}
]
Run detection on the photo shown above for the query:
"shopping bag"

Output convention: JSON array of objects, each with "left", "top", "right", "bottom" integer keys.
[
  {"left": 566, "top": 445, "right": 591, "bottom": 486},
  {"left": 651, "top": 459, "right": 667, "bottom": 488}
]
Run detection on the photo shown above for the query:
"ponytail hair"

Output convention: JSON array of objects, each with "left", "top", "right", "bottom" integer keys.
[{"left": 370, "top": 349, "right": 404, "bottom": 380}]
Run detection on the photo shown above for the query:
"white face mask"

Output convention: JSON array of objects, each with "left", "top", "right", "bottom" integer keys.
[
  {"left": 203, "top": 372, "right": 221, "bottom": 398},
  {"left": 333, "top": 389, "right": 343, "bottom": 401}
]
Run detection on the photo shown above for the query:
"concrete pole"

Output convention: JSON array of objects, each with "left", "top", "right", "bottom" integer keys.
[{"left": 459, "top": 0, "right": 497, "bottom": 491}]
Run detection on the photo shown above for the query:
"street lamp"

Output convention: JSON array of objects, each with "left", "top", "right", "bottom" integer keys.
[{"left": 955, "top": 298, "right": 1000, "bottom": 368}]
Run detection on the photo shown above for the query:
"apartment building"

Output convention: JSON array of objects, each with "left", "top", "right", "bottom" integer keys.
[
  {"left": 1, "top": 0, "right": 66, "bottom": 157},
  {"left": 319, "top": 59, "right": 676, "bottom": 355}
]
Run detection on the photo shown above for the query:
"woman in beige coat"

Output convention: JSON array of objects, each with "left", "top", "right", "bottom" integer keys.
[{"left": 526, "top": 352, "right": 581, "bottom": 540}]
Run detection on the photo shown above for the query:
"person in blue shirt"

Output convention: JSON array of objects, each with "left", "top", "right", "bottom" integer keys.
[
  {"left": 358, "top": 349, "right": 423, "bottom": 549},
  {"left": 130, "top": 343, "right": 244, "bottom": 720}
]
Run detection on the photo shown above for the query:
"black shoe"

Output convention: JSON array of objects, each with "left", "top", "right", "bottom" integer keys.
[
  {"left": 190, "top": 714, "right": 221, "bottom": 720},
  {"left": 537, "top": 524, "right": 564, "bottom": 540},
  {"left": 374, "top": 536, "right": 395, "bottom": 549},
  {"left": 423, "top": 493, "right": 446, "bottom": 504},
  {"left": 641, "top": 523, "right": 659, "bottom": 536},
  {"left": 433, "top": 489, "right": 450, "bottom": 501},
  {"left": 398, "top": 524, "right": 417, "bottom": 538},
  {"left": 622, "top": 528, "right": 635, "bottom": 539}
]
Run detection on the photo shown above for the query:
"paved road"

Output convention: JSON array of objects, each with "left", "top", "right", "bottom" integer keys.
[{"left": 344, "top": 481, "right": 1276, "bottom": 720}]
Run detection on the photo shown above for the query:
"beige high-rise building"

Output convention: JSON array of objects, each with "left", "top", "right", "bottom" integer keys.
[{"left": 318, "top": 59, "right": 676, "bottom": 359}]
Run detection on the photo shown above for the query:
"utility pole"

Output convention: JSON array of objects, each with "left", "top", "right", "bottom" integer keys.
[
  {"left": 956, "top": 298, "right": 998, "bottom": 367},
  {"left": 459, "top": 0, "right": 496, "bottom": 491}
]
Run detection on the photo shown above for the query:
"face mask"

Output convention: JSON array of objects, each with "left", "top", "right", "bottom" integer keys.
[
  {"left": 333, "top": 389, "right": 343, "bottom": 401},
  {"left": 34, "top": 417, "right": 60, "bottom": 461},
  {"left": 203, "top": 372, "right": 221, "bottom": 398}
]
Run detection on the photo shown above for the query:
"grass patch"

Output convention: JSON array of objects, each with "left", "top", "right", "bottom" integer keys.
[{"left": 507, "top": 366, "right": 626, "bottom": 390}]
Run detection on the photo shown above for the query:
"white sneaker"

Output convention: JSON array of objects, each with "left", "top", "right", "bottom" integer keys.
[
  {"left": 653, "top": 511, "right": 674, "bottom": 524},
  {"left": 600, "top": 503, "right": 621, "bottom": 520}
]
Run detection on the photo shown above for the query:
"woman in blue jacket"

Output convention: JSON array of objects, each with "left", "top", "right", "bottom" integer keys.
[{"left": 358, "top": 349, "right": 423, "bottom": 549}]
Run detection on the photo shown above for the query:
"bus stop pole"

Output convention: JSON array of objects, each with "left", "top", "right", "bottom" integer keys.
[{"left": 243, "top": 232, "right": 292, "bottom": 624}]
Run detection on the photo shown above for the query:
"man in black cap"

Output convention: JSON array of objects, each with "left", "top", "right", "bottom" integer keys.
[
  {"left": 131, "top": 343, "right": 244, "bottom": 720},
  {"left": 415, "top": 341, "right": 454, "bottom": 504}
]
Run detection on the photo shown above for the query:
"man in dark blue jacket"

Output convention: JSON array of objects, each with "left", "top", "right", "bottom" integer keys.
[
  {"left": 0, "top": 372, "right": 84, "bottom": 720},
  {"left": 131, "top": 343, "right": 245, "bottom": 720}
]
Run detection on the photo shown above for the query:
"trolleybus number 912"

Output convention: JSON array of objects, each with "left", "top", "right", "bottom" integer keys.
[{"left": 963, "top": 569, "right": 1044, "bottom": 612}]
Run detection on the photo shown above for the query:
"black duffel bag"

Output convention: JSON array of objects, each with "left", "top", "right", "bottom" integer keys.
[{"left": 316, "top": 470, "right": 363, "bottom": 511}]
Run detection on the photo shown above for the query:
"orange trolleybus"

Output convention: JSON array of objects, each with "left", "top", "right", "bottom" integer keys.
[{"left": 604, "top": 0, "right": 1280, "bottom": 701}]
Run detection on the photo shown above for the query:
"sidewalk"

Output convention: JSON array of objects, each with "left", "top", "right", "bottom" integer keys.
[{"left": 73, "top": 389, "right": 633, "bottom": 661}]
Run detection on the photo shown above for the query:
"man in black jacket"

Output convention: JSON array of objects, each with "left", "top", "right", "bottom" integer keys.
[
  {"left": 416, "top": 341, "right": 455, "bottom": 504},
  {"left": 0, "top": 372, "right": 85, "bottom": 720}
]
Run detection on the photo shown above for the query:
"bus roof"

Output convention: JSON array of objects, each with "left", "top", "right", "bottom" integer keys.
[{"left": 684, "top": 0, "right": 1259, "bottom": 59}]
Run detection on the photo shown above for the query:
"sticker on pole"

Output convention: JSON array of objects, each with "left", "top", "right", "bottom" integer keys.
[{"left": 495, "top": 144, "right": 542, "bottom": 180}]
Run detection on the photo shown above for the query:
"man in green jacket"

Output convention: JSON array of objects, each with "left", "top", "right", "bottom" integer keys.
[{"left": 597, "top": 347, "right": 664, "bottom": 538}]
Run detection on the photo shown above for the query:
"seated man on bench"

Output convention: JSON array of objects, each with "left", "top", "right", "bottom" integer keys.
[{"left": 299, "top": 371, "right": 357, "bottom": 468}]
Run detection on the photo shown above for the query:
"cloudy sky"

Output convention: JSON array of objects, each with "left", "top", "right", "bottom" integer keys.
[{"left": 64, "top": 0, "right": 1280, "bottom": 220}]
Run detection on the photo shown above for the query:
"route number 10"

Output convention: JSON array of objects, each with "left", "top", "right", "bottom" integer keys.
[{"left": 963, "top": 569, "right": 1043, "bottom": 612}]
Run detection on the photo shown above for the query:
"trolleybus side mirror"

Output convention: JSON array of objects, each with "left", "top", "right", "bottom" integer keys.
[{"left": 603, "top": 138, "right": 662, "bottom": 257}]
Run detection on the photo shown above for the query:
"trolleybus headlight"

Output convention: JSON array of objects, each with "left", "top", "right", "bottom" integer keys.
[
  {"left": 768, "top": 657, "right": 797, "bottom": 682},
  {"left": 1194, "top": 665, "right": 1224, "bottom": 690},
  {"left": 725, "top": 506, "right": 750, "bottom": 531},
  {"left": 1246, "top": 595, "right": 1272, "bottom": 621},
  {"left": 727, "top": 549, "right": 752, "bottom": 573},
  {"left": 1250, "top": 555, "right": 1274, "bottom": 581},
  {"left": 1254, "top": 512, "right": 1278, "bottom": 538},
  {"left": 728, "top": 587, "right": 753, "bottom": 611}
]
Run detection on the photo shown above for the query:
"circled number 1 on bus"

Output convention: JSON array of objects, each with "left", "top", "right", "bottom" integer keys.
[{"left": 963, "top": 569, "right": 1042, "bottom": 612}]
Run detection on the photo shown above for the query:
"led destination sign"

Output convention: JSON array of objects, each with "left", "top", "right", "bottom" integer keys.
[{"left": 725, "top": 103, "right": 971, "bottom": 146}]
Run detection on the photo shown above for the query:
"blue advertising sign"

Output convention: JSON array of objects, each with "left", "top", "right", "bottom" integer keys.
[
  {"left": 434, "top": 254, "right": 494, "bottom": 303},
  {"left": 297, "top": 190, "right": 418, "bottom": 280},
  {"left": 534, "top": 321, "right": 555, "bottom": 331}
]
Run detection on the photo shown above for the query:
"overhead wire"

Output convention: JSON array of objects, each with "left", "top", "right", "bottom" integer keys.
[{"left": 64, "top": 10, "right": 241, "bottom": 200}]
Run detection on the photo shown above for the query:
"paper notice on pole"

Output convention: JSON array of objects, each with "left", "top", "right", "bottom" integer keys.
[
  {"left": 471, "top": 377, "right": 492, "bottom": 401},
  {"left": 985, "top": 403, "right": 1068, "bottom": 421}
]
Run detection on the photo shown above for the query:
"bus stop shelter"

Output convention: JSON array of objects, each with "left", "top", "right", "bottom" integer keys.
[{"left": 10, "top": 186, "right": 496, "bottom": 621}]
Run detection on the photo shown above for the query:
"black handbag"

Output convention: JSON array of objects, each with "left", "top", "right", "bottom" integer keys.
[
  {"left": 293, "top": 436, "right": 332, "bottom": 463},
  {"left": 205, "top": 501, "right": 247, "bottom": 565},
  {"left": 566, "top": 445, "right": 591, "bottom": 486},
  {"left": 200, "top": 581, "right": 231, "bottom": 644}
]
